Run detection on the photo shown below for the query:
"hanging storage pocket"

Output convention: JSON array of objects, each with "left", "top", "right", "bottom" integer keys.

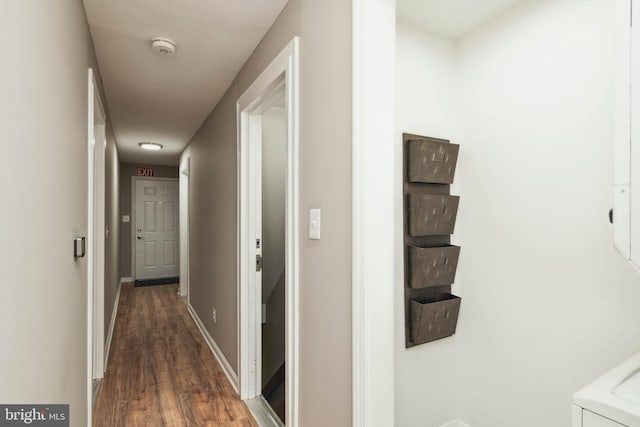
[
  {"left": 409, "top": 245, "right": 460, "bottom": 289},
  {"left": 410, "top": 294, "right": 461, "bottom": 345},
  {"left": 407, "top": 194, "right": 459, "bottom": 236},
  {"left": 407, "top": 139, "right": 459, "bottom": 184}
]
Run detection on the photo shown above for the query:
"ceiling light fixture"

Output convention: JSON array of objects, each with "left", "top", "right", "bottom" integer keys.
[
  {"left": 139, "top": 142, "right": 163, "bottom": 151},
  {"left": 151, "top": 37, "right": 176, "bottom": 56}
]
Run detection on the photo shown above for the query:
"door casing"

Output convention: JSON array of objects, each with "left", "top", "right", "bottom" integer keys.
[
  {"left": 180, "top": 157, "right": 191, "bottom": 297},
  {"left": 237, "top": 37, "right": 299, "bottom": 426},
  {"left": 87, "top": 68, "right": 107, "bottom": 420}
]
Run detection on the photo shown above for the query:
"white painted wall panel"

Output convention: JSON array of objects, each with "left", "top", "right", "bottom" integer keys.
[{"left": 395, "top": 1, "right": 640, "bottom": 427}]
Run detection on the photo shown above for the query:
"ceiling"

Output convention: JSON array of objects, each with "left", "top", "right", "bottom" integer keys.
[
  {"left": 83, "top": 0, "right": 289, "bottom": 166},
  {"left": 397, "top": 0, "right": 528, "bottom": 39}
]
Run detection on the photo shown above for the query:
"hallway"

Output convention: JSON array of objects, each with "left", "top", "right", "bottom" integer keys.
[{"left": 93, "top": 284, "right": 256, "bottom": 427}]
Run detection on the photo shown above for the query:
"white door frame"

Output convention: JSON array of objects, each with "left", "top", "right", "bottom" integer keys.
[
  {"left": 130, "top": 176, "right": 179, "bottom": 282},
  {"left": 352, "top": 1, "right": 396, "bottom": 426},
  {"left": 180, "top": 157, "right": 191, "bottom": 297},
  {"left": 613, "top": 0, "right": 632, "bottom": 261},
  {"left": 237, "top": 37, "right": 299, "bottom": 426},
  {"left": 87, "top": 68, "right": 107, "bottom": 417}
]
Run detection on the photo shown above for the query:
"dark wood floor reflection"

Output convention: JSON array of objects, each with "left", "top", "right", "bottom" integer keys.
[{"left": 93, "top": 283, "right": 257, "bottom": 427}]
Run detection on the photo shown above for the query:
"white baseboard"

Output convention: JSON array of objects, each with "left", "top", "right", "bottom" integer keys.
[
  {"left": 187, "top": 303, "right": 239, "bottom": 393},
  {"left": 120, "top": 277, "right": 133, "bottom": 284},
  {"left": 245, "top": 396, "right": 284, "bottom": 427},
  {"left": 441, "top": 420, "right": 471, "bottom": 427},
  {"left": 104, "top": 281, "right": 122, "bottom": 370},
  {"left": 178, "top": 282, "right": 187, "bottom": 297}
]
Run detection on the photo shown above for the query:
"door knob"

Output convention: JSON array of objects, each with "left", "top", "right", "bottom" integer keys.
[{"left": 137, "top": 236, "right": 144, "bottom": 240}]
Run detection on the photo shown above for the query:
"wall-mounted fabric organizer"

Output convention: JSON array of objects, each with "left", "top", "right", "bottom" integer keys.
[{"left": 403, "top": 133, "right": 462, "bottom": 348}]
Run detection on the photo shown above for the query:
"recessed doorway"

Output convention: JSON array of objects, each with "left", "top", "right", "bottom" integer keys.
[
  {"left": 131, "top": 177, "right": 179, "bottom": 285},
  {"left": 238, "top": 37, "right": 299, "bottom": 426}
]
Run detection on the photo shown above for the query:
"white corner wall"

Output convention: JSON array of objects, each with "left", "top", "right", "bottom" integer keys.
[
  {"left": 456, "top": 1, "right": 640, "bottom": 426},
  {"left": 395, "top": 1, "right": 640, "bottom": 426},
  {"left": 394, "top": 20, "right": 460, "bottom": 427}
]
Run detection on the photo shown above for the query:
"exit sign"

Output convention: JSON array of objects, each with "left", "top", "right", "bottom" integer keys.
[{"left": 137, "top": 167, "right": 156, "bottom": 177}]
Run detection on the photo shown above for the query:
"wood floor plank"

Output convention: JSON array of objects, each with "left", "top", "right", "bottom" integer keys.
[{"left": 93, "top": 284, "right": 256, "bottom": 427}]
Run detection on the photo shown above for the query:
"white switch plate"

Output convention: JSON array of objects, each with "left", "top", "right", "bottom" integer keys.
[
  {"left": 309, "top": 208, "right": 321, "bottom": 240},
  {"left": 122, "top": 215, "right": 130, "bottom": 223}
]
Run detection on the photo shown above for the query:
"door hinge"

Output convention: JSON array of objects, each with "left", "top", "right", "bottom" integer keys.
[{"left": 256, "top": 254, "right": 263, "bottom": 272}]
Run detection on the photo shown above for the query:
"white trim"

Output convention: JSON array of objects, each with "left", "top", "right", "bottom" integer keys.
[
  {"left": 187, "top": 303, "right": 239, "bottom": 393},
  {"left": 237, "top": 37, "right": 300, "bottom": 426},
  {"left": 352, "top": 1, "right": 396, "bottom": 427},
  {"left": 245, "top": 396, "right": 285, "bottom": 427},
  {"left": 86, "top": 67, "right": 107, "bottom": 423},
  {"left": 614, "top": 0, "right": 632, "bottom": 260},
  {"left": 130, "top": 176, "right": 180, "bottom": 282},
  {"left": 120, "top": 277, "right": 133, "bottom": 284},
  {"left": 103, "top": 281, "right": 122, "bottom": 370},
  {"left": 86, "top": 68, "right": 94, "bottom": 427},
  {"left": 179, "top": 156, "right": 191, "bottom": 297}
]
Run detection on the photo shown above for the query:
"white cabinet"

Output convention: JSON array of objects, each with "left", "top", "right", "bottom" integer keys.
[{"left": 583, "top": 410, "right": 626, "bottom": 427}]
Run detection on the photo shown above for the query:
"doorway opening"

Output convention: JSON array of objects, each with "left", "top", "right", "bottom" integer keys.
[
  {"left": 131, "top": 177, "right": 180, "bottom": 285},
  {"left": 238, "top": 37, "right": 299, "bottom": 426}
]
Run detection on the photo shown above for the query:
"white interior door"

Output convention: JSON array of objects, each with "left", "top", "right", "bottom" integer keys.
[{"left": 135, "top": 179, "right": 179, "bottom": 281}]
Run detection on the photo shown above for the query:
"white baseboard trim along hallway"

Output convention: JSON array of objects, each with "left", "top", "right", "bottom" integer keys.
[
  {"left": 119, "top": 277, "right": 132, "bottom": 284},
  {"left": 103, "top": 281, "right": 122, "bottom": 370},
  {"left": 187, "top": 303, "right": 239, "bottom": 393}
]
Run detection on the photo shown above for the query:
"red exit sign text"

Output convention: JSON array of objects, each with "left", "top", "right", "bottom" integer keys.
[{"left": 137, "top": 167, "right": 156, "bottom": 177}]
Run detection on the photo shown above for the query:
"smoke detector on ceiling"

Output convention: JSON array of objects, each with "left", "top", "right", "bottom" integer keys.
[{"left": 151, "top": 37, "right": 176, "bottom": 56}]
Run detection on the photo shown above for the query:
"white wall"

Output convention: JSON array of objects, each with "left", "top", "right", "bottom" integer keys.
[
  {"left": 394, "top": 20, "right": 461, "bottom": 427},
  {"left": 395, "top": 1, "right": 640, "bottom": 426},
  {"left": 455, "top": 1, "right": 640, "bottom": 426},
  {"left": 261, "top": 106, "right": 287, "bottom": 302}
]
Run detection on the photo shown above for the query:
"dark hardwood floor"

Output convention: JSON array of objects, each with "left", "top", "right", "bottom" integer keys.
[{"left": 93, "top": 283, "right": 257, "bottom": 427}]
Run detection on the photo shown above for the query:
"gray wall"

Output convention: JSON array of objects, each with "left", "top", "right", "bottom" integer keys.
[
  {"left": 261, "top": 106, "right": 287, "bottom": 303},
  {"left": 0, "top": 1, "right": 114, "bottom": 425},
  {"left": 261, "top": 106, "right": 287, "bottom": 386},
  {"left": 182, "top": 0, "right": 353, "bottom": 425},
  {"left": 119, "top": 163, "right": 178, "bottom": 279}
]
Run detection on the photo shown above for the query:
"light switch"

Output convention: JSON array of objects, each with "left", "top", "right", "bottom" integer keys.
[
  {"left": 122, "top": 215, "right": 130, "bottom": 223},
  {"left": 309, "top": 209, "right": 321, "bottom": 240}
]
